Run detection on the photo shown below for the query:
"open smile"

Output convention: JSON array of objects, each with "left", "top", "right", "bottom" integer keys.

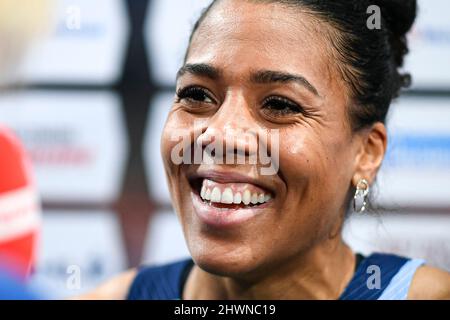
[{"left": 188, "top": 170, "right": 275, "bottom": 228}]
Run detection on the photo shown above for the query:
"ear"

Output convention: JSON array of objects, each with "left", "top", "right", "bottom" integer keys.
[{"left": 352, "top": 122, "right": 387, "bottom": 187}]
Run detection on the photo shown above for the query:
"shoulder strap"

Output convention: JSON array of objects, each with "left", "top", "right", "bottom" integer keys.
[
  {"left": 127, "top": 259, "right": 194, "bottom": 300},
  {"left": 378, "top": 258, "right": 425, "bottom": 300},
  {"left": 339, "top": 253, "right": 410, "bottom": 300}
]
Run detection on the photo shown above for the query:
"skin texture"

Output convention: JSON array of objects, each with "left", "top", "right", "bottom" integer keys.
[
  {"left": 160, "top": 0, "right": 386, "bottom": 299},
  {"left": 78, "top": 0, "right": 450, "bottom": 300},
  {"left": 408, "top": 266, "right": 450, "bottom": 299}
]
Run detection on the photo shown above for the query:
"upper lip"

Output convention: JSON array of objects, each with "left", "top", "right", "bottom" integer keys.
[{"left": 187, "top": 169, "right": 275, "bottom": 195}]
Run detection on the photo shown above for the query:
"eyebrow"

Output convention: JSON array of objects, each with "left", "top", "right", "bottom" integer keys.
[
  {"left": 176, "top": 63, "right": 221, "bottom": 80},
  {"left": 177, "top": 63, "right": 320, "bottom": 97},
  {"left": 250, "top": 70, "right": 320, "bottom": 97}
]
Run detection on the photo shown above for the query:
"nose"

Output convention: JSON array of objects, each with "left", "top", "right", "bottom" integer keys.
[{"left": 196, "top": 91, "right": 259, "bottom": 159}]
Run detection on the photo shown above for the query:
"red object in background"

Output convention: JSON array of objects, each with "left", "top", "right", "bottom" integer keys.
[{"left": 0, "top": 126, "right": 40, "bottom": 280}]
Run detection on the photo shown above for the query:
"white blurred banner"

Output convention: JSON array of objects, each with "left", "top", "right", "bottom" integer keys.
[
  {"left": 19, "top": 0, "right": 129, "bottom": 85},
  {"left": 377, "top": 96, "right": 450, "bottom": 208},
  {"left": 406, "top": 0, "right": 450, "bottom": 89},
  {"left": 0, "top": 90, "right": 128, "bottom": 204},
  {"left": 144, "top": 0, "right": 212, "bottom": 86},
  {"left": 29, "top": 210, "right": 126, "bottom": 298}
]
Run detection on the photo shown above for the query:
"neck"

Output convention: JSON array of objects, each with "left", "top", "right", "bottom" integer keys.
[{"left": 185, "top": 237, "right": 356, "bottom": 300}]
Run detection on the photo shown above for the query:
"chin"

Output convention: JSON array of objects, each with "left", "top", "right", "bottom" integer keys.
[{"left": 186, "top": 231, "right": 266, "bottom": 278}]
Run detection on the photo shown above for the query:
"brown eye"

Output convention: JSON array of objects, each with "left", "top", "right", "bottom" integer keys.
[
  {"left": 262, "top": 96, "right": 303, "bottom": 116},
  {"left": 176, "top": 86, "right": 215, "bottom": 104}
]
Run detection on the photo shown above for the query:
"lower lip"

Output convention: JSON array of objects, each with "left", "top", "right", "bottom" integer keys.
[{"left": 191, "top": 192, "right": 271, "bottom": 228}]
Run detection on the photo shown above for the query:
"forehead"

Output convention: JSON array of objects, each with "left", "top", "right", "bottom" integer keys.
[{"left": 187, "top": 0, "right": 334, "bottom": 89}]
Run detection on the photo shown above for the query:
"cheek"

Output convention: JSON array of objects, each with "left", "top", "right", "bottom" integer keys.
[
  {"left": 160, "top": 110, "right": 195, "bottom": 218},
  {"left": 160, "top": 110, "right": 193, "bottom": 173},
  {"left": 280, "top": 123, "right": 353, "bottom": 189},
  {"left": 277, "top": 126, "right": 353, "bottom": 231},
  {"left": 160, "top": 119, "right": 176, "bottom": 171},
  {"left": 278, "top": 129, "right": 329, "bottom": 188}
]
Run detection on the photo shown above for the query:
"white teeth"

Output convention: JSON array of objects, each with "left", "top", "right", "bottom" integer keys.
[
  {"left": 210, "top": 187, "right": 221, "bottom": 203},
  {"left": 242, "top": 190, "right": 251, "bottom": 205},
  {"left": 233, "top": 192, "right": 242, "bottom": 204},
  {"left": 251, "top": 193, "right": 258, "bottom": 204},
  {"left": 198, "top": 181, "right": 272, "bottom": 206},
  {"left": 258, "top": 194, "right": 265, "bottom": 203},
  {"left": 200, "top": 185, "right": 206, "bottom": 198},
  {"left": 221, "top": 188, "right": 233, "bottom": 204},
  {"left": 204, "top": 188, "right": 211, "bottom": 201}
]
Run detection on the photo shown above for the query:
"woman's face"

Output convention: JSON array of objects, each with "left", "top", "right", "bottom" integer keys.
[{"left": 161, "top": 0, "right": 361, "bottom": 278}]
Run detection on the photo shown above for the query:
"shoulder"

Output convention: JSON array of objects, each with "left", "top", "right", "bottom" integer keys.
[
  {"left": 127, "top": 259, "right": 194, "bottom": 300},
  {"left": 408, "top": 265, "right": 450, "bottom": 300},
  {"left": 75, "top": 259, "right": 194, "bottom": 300},
  {"left": 71, "top": 268, "right": 137, "bottom": 300},
  {"left": 362, "top": 253, "right": 449, "bottom": 300}
]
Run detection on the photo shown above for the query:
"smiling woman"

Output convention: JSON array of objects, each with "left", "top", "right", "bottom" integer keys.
[{"left": 80, "top": 0, "right": 450, "bottom": 300}]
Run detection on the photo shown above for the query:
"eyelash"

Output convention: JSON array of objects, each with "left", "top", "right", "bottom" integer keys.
[
  {"left": 176, "top": 86, "right": 216, "bottom": 105},
  {"left": 261, "top": 96, "right": 303, "bottom": 116},
  {"left": 176, "top": 86, "right": 304, "bottom": 117}
]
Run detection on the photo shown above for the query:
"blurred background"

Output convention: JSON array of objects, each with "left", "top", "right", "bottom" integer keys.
[{"left": 0, "top": 0, "right": 449, "bottom": 298}]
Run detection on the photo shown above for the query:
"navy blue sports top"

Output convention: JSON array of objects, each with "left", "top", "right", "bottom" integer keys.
[{"left": 127, "top": 253, "right": 425, "bottom": 300}]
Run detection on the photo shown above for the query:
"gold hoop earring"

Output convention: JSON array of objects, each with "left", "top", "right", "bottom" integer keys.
[{"left": 353, "top": 179, "right": 369, "bottom": 213}]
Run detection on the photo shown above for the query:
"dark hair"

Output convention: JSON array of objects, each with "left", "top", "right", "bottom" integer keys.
[{"left": 184, "top": 0, "right": 417, "bottom": 131}]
